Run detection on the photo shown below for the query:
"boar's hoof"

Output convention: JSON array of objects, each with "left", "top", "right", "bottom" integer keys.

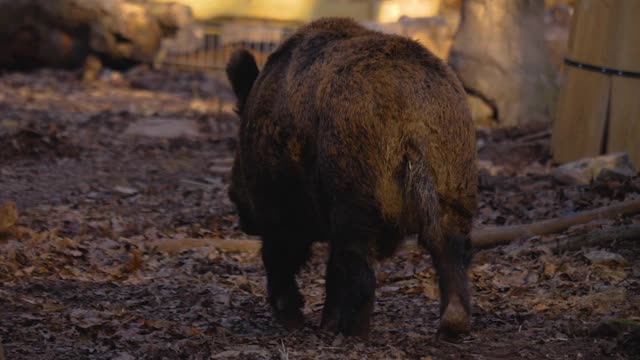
[
  {"left": 438, "top": 297, "right": 471, "bottom": 337},
  {"left": 272, "top": 296, "right": 305, "bottom": 331},
  {"left": 321, "top": 318, "right": 370, "bottom": 337},
  {"left": 320, "top": 306, "right": 372, "bottom": 337},
  {"left": 274, "top": 308, "right": 304, "bottom": 331},
  {"left": 341, "top": 321, "right": 371, "bottom": 338},
  {"left": 320, "top": 313, "right": 339, "bottom": 333}
]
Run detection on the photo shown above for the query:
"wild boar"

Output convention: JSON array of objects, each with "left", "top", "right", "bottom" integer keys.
[{"left": 226, "top": 18, "right": 477, "bottom": 337}]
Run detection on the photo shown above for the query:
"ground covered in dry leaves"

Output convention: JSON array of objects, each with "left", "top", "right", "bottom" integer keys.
[{"left": 0, "top": 68, "right": 639, "bottom": 360}]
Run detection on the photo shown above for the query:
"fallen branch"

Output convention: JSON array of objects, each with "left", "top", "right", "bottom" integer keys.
[
  {"left": 186, "top": 199, "right": 640, "bottom": 253},
  {"left": 545, "top": 224, "right": 640, "bottom": 254},
  {"left": 471, "top": 199, "right": 640, "bottom": 249}
]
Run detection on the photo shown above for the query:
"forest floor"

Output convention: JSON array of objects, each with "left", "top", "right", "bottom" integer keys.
[{"left": 0, "top": 68, "right": 639, "bottom": 360}]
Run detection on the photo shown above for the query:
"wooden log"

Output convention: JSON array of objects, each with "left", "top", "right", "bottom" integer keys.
[
  {"left": 201, "top": 199, "right": 640, "bottom": 253},
  {"left": 472, "top": 199, "right": 640, "bottom": 249}
]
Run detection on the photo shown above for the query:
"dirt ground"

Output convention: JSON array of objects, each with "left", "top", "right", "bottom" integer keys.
[{"left": 0, "top": 68, "right": 638, "bottom": 360}]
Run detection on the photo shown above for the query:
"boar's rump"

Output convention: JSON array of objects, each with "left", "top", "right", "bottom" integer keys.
[{"left": 226, "top": 17, "right": 477, "bottom": 337}]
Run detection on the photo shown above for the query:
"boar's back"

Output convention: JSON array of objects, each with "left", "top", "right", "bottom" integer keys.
[{"left": 234, "top": 18, "right": 476, "bottom": 243}]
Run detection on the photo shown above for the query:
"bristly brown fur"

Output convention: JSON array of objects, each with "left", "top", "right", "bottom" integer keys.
[{"left": 226, "top": 17, "right": 477, "bottom": 337}]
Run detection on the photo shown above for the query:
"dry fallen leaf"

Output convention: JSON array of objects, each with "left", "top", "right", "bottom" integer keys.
[
  {"left": 574, "top": 288, "right": 627, "bottom": 314},
  {"left": 123, "top": 249, "right": 144, "bottom": 273},
  {"left": 591, "top": 265, "right": 629, "bottom": 283},
  {"left": 534, "top": 303, "right": 550, "bottom": 312},
  {"left": 0, "top": 201, "right": 18, "bottom": 234},
  {"left": 542, "top": 256, "right": 557, "bottom": 278}
]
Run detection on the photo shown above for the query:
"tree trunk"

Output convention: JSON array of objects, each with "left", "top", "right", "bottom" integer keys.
[{"left": 448, "top": 0, "right": 557, "bottom": 126}]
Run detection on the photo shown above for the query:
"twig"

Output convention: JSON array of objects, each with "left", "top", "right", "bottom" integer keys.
[{"left": 518, "top": 130, "right": 551, "bottom": 143}]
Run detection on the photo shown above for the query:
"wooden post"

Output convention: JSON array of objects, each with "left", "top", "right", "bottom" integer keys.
[{"left": 552, "top": 0, "right": 640, "bottom": 167}]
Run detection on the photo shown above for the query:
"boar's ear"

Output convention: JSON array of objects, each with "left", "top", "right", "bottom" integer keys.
[{"left": 226, "top": 49, "right": 259, "bottom": 113}]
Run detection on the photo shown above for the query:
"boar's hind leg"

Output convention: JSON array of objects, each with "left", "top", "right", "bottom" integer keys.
[
  {"left": 321, "top": 238, "right": 375, "bottom": 337},
  {"left": 424, "top": 215, "right": 473, "bottom": 336},
  {"left": 261, "top": 234, "right": 312, "bottom": 331}
]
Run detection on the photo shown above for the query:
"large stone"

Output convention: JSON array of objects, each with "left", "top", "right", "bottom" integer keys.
[
  {"left": 0, "top": 0, "right": 174, "bottom": 69},
  {"left": 553, "top": 153, "right": 638, "bottom": 185},
  {"left": 584, "top": 250, "right": 630, "bottom": 267},
  {"left": 448, "top": 0, "right": 557, "bottom": 126},
  {"left": 146, "top": 2, "right": 194, "bottom": 33}
]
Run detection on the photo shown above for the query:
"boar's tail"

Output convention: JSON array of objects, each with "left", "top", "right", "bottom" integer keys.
[
  {"left": 403, "top": 145, "right": 442, "bottom": 249},
  {"left": 226, "top": 49, "right": 259, "bottom": 113}
]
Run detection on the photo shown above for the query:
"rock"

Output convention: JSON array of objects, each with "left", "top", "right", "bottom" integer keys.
[
  {"left": 113, "top": 186, "right": 138, "bottom": 196},
  {"left": 591, "top": 319, "right": 640, "bottom": 338},
  {"left": 478, "top": 160, "right": 504, "bottom": 176},
  {"left": 584, "top": 250, "right": 630, "bottom": 267},
  {"left": 621, "top": 327, "right": 640, "bottom": 354},
  {"left": 448, "top": 0, "right": 557, "bottom": 126},
  {"left": 211, "top": 346, "right": 269, "bottom": 359},
  {"left": 155, "top": 24, "right": 204, "bottom": 62},
  {"left": 146, "top": 2, "right": 194, "bottom": 33},
  {"left": 209, "top": 166, "right": 232, "bottom": 178},
  {"left": 99, "top": 69, "right": 125, "bottom": 85},
  {"left": 596, "top": 167, "right": 637, "bottom": 182},
  {"left": 82, "top": 55, "right": 103, "bottom": 82},
  {"left": 553, "top": 153, "right": 637, "bottom": 185},
  {"left": 124, "top": 118, "right": 201, "bottom": 139},
  {"left": 112, "top": 352, "right": 135, "bottom": 360}
]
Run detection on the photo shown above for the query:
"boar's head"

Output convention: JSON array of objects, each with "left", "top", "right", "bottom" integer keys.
[
  {"left": 228, "top": 155, "right": 260, "bottom": 235},
  {"left": 226, "top": 49, "right": 260, "bottom": 235}
]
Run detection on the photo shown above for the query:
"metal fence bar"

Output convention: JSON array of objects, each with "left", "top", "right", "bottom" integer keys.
[{"left": 156, "top": 22, "right": 296, "bottom": 72}]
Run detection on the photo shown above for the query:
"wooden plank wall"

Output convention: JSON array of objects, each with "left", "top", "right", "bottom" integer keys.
[{"left": 552, "top": 0, "right": 640, "bottom": 167}]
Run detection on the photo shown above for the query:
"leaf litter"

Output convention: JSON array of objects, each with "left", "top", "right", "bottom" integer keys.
[{"left": 0, "top": 68, "right": 639, "bottom": 359}]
